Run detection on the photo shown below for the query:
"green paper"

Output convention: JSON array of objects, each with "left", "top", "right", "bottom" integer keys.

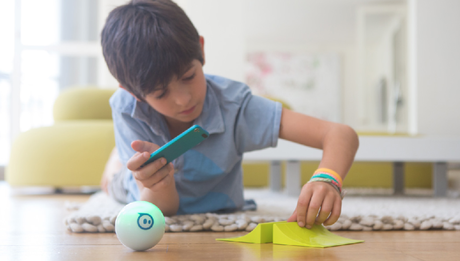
[
  {"left": 216, "top": 221, "right": 364, "bottom": 248},
  {"left": 216, "top": 222, "right": 279, "bottom": 243}
]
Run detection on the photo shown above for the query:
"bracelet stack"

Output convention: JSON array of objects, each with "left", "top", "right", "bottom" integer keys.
[{"left": 308, "top": 168, "right": 344, "bottom": 198}]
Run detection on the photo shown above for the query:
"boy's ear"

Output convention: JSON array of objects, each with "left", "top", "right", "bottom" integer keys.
[
  {"left": 119, "top": 84, "right": 142, "bottom": 102},
  {"left": 199, "top": 36, "right": 205, "bottom": 65}
]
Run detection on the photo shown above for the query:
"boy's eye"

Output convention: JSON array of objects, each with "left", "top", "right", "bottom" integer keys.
[
  {"left": 183, "top": 73, "right": 195, "bottom": 81},
  {"left": 155, "top": 90, "right": 168, "bottom": 99}
]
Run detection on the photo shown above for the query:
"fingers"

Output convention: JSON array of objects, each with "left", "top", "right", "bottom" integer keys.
[
  {"left": 305, "top": 189, "right": 325, "bottom": 229},
  {"left": 295, "top": 185, "right": 313, "bottom": 227},
  {"left": 127, "top": 151, "right": 153, "bottom": 171},
  {"left": 323, "top": 197, "right": 342, "bottom": 226},
  {"left": 137, "top": 163, "right": 174, "bottom": 188},
  {"left": 315, "top": 195, "right": 334, "bottom": 225},
  {"left": 131, "top": 140, "right": 160, "bottom": 154},
  {"left": 294, "top": 182, "right": 343, "bottom": 229},
  {"left": 287, "top": 209, "right": 297, "bottom": 222}
]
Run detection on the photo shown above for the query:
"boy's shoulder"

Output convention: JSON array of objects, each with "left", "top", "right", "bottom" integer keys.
[
  {"left": 205, "top": 74, "right": 251, "bottom": 105},
  {"left": 109, "top": 88, "right": 136, "bottom": 114}
]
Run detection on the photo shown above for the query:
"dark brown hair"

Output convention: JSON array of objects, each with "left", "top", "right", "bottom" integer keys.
[{"left": 101, "top": 0, "right": 203, "bottom": 101}]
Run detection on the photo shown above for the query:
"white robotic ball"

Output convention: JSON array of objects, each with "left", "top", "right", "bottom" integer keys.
[{"left": 115, "top": 201, "right": 165, "bottom": 251}]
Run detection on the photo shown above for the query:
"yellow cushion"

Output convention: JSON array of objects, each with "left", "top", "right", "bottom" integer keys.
[
  {"left": 53, "top": 87, "right": 116, "bottom": 121},
  {"left": 6, "top": 120, "right": 115, "bottom": 186}
]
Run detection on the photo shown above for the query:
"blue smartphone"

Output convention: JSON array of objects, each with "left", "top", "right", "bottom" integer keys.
[{"left": 140, "top": 125, "right": 209, "bottom": 168}]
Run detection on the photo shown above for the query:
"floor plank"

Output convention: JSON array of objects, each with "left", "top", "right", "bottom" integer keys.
[{"left": 1, "top": 182, "right": 459, "bottom": 261}]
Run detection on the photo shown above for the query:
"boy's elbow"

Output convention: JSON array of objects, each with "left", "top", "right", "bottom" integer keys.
[{"left": 342, "top": 124, "right": 359, "bottom": 152}]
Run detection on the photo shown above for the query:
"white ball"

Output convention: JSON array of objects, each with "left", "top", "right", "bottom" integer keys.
[{"left": 115, "top": 201, "right": 165, "bottom": 251}]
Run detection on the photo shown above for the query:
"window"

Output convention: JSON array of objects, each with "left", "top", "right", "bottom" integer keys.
[{"left": 0, "top": 0, "right": 117, "bottom": 166}]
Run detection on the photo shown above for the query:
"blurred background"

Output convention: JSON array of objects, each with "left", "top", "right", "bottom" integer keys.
[{"left": 0, "top": 0, "right": 459, "bottom": 189}]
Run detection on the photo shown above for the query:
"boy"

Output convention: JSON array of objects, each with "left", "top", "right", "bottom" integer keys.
[{"left": 101, "top": 0, "right": 359, "bottom": 229}]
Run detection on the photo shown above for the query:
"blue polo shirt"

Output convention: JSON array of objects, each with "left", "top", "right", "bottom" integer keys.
[{"left": 110, "top": 74, "right": 282, "bottom": 214}]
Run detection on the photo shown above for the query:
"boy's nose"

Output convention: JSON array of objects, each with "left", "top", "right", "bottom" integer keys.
[{"left": 173, "top": 87, "right": 192, "bottom": 106}]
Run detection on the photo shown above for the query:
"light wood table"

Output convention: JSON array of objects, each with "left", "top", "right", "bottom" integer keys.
[{"left": 244, "top": 136, "right": 460, "bottom": 197}]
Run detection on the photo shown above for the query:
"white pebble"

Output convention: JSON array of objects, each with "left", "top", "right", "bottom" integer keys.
[
  {"left": 211, "top": 224, "right": 224, "bottom": 232},
  {"left": 82, "top": 223, "right": 98, "bottom": 232},
  {"left": 110, "top": 215, "right": 117, "bottom": 224},
  {"left": 448, "top": 215, "right": 460, "bottom": 224},
  {"left": 70, "top": 223, "right": 83, "bottom": 233},
  {"left": 76, "top": 216, "right": 85, "bottom": 225},
  {"left": 250, "top": 216, "right": 265, "bottom": 223},
  {"left": 407, "top": 218, "right": 421, "bottom": 229},
  {"left": 86, "top": 215, "right": 101, "bottom": 226},
  {"left": 359, "top": 217, "right": 374, "bottom": 227},
  {"left": 443, "top": 222, "right": 454, "bottom": 230},
  {"left": 396, "top": 215, "right": 408, "bottom": 222},
  {"left": 235, "top": 220, "right": 248, "bottom": 230},
  {"left": 170, "top": 224, "right": 183, "bottom": 232},
  {"left": 246, "top": 223, "right": 258, "bottom": 231},
  {"left": 203, "top": 219, "right": 215, "bottom": 230},
  {"left": 219, "top": 219, "right": 235, "bottom": 226},
  {"left": 381, "top": 216, "right": 394, "bottom": 224},
  {"left": 165, "top": 225, "right": 170, "bottom": 232},
  {"left": 393, "top": 220, "right": 404, "bottom": 230},
  {"left": 205, "top": 213, "right": 217, "bottom": 218},
  {"left": 454, "top": 225, "right": 460, "bottom": 230},
  {"left": 382, "top": 224, "right": 393, "bottom": 230},
  {"left": 362, "top": 226, "right": 373, "bottom": 231},
  {"left": 373, "top": 221, "right": 383, "bottom": 230},
  {"left": 342, "top": 220, "right": 352, "bottom": 230},
  {"left": 350, "top": 216, "right": 362, "bottom": 223},
  {"left": 224, "top": 224, "right": 238, "bottom": 232},
  {"left": 97, "top": 225, "right": 105, "bottom": 233},
  {"left": 432, "top": 219, "right": 443, "bottom": 229},
  {"left": 102, "top": 220, "right": 114, "bottom": 232},
  {"left": 349, "top": 224, "right": 363, "bottom": 231},
  {"left": 190, "top": 215, "right": 206, "bottom": 224},
  {"left": 404, "top": 223, "right": 415, "bottom": 230},
  {"left": 182, "top": 222, "right": 194, "bottom": 231},
  {"left": 329, "top": 222, "right": 342, "bottom": 231},
  {"left": 190, "top": 225, "right": 203, "bottom": 232},
  {"left": 420, "top": 221, "right": 432, "bottom": 230},
  {"left": 165, "top": 217, "right": 176, "bottom": 225}
]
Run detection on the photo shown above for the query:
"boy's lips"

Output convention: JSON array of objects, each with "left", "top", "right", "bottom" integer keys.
[{"left": 180, "top": 105, "right": 196, "bottom": 115}]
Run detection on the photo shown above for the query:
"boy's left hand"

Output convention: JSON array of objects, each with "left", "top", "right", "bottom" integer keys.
[{"left": 287, "top": 181, "right": 342, "bottom": 228}]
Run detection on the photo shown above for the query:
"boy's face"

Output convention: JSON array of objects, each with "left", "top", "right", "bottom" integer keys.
[{"left": 143, "top": 59, "right": 207, "bottom": 127}]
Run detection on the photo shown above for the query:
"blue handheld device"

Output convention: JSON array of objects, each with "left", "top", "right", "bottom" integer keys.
[{"left": 140, "top": 125, "right": 209, "bottom": 168}]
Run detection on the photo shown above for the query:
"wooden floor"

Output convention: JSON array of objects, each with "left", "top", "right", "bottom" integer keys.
[{"left": 1, "top": 181, "right": 459, "bottom": 261}]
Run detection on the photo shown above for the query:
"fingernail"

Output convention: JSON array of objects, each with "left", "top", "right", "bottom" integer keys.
[
  {"left": 161, "top": 158, "right": 166, "bottom": 164},
  {"left": 298, "top": 222, "right": 304, "bottom": 227},
  {"left": 306, "top": 225, "right": 312, "bottom": 229}
]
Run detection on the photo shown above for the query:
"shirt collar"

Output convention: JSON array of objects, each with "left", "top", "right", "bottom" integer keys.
[{"left": 131, "top": 80, "right": 225, "bottom": 139}]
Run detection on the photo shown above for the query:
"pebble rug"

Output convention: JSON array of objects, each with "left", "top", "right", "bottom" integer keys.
[{"left": 64, "top": 188, "right": 460, "bottom": 233}]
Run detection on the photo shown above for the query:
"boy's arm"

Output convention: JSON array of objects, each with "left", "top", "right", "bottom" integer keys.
[
  {"left": 128, "top": 140, "right": 180, "bottom": 216},
  {"left": 279, "top": 108, "right": 359, "bottom": 228}
]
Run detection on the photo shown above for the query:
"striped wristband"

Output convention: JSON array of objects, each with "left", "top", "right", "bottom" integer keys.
[{"left": 308, "top": 168, "right": 344, "bottom": 198}]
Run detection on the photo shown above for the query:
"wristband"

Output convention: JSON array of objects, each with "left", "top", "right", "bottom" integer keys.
[{"left": 313, "top": 168, "right": 343, "bottom": 187}]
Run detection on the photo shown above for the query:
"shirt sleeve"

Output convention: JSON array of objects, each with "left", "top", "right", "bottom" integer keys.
[
  {"left": 112, "top": 109, "right": 152, "bottom": 166},
  {"left": 234, "top": 92, "right": 282, "bottom": 154}
]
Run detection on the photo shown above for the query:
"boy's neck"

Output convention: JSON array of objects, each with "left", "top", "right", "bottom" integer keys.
[{"left": 164, "top": 117, "right": 194, "bottom": 139}]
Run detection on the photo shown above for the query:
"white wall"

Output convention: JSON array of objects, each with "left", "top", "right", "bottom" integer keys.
[
  {"left": 416, "top": 0, "right": 460, "bottom": 136},
  {"left": 178, "top": 0, "right": 245, "bottom": 82}
]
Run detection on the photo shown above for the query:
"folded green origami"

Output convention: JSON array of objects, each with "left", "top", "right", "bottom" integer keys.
[{"left": 216, "top": 221, "right": 364, "bottom": 248}]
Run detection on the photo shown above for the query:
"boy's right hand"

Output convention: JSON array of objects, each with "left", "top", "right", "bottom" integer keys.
[{"left": 127, "top": 140, "right": 175, "bottom": 190}]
